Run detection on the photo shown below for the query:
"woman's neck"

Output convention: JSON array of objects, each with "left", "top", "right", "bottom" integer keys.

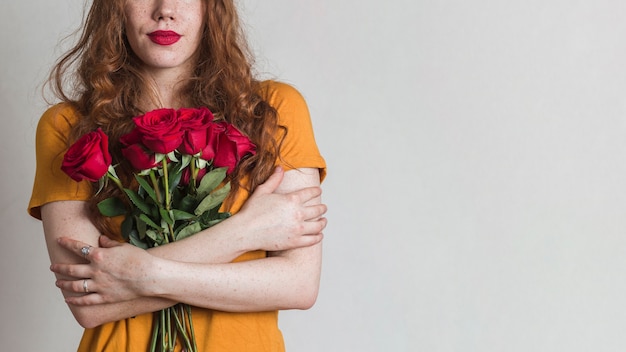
[{"left": 140, "top": 67, "right": 191, "bottom": 110}]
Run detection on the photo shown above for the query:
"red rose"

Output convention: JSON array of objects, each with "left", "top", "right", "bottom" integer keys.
[
  {"left": 199, "top": 122, "right": 225, "bottom": 161},
  {"left": 61, "top": 128, "right": 112, "bottom": 182},
  {"left": 132, "top": 108, "right": 184, "bottom": 154},
  {"left": 180, "top": 166, "right": 208, "bottom": 187},
  {"left": 177, "top": 107, "right": 214, "bottom": 155},
  {"left": 213, "top": 122, "right": 256, "bottom": 174},
  {"left": 120, "top": 128, "right": 142, "bottom": 147},
  {"left": 121, "top": 143, "right": 159, "bottom": 171}
]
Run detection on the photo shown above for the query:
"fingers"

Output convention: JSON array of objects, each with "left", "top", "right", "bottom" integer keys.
[
  {"left": 301, "top": 203, "right": 328, "bottom": 222},
  {"left": 56, "top": 277, "right": 94, "bottom": 295},
  {"left": 55, "top": 277, "right": 108, "bottom": 306},
  {"left": 289, "top": 186, "right": 323, "bottom": 204},
  {"left": 301, "top": 232, "right": 324, "bottom": 247},
  {"left": 54, "top": 276, "right": 108, "bottom": 305},
  {"left": 57, "top": 237, "right": 97, "bottom": 261},
  {"left": 271, "top": 231, "right": 324, "bottom": 252},
  {"left": 302, "top": 217, "right": 328, "bottom": 236},
  {"left": 65, "top": 292, "right": 107, "bottom": 306},
  {"left": 253, "top": 166, "right": 284, "bottom": 195},
  {"left": 99, "top": 235, "right": 121, "bottom": 248},
  {"left": 51, "top": 263, "right": 91, "bottom": 279}
]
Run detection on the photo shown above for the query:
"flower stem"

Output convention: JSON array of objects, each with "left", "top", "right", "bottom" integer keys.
[
  {"left": 189, "top": 157, "right": 198, "bottom": 195},
  {"left": 173, "top": 304, "right": 193, "bottom": 351},
  {"left": 161, "top": 309, "right": 167, "bottom": 351},
  {"left": 186, "top": 304, "right": 198, "bottom": 351},
  {"left": 162, "top": 159, "right": 171, "bottom": 210},
  {"left": 106, "top": 172, "right": 125, "bottom": 194},
  {"left": 150, "top": 171, "right": 162, "bottom": 204},
  {"left": 150, "top": 312, "right": 159, "bottom": 352}
]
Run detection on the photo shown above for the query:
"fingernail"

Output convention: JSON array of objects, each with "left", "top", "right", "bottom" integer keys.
[{"left": 275, "top": 166, "right": 283, "bottom": 173}]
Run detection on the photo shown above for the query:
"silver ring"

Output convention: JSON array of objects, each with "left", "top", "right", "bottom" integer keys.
[
  {"left": 81, "top": 246, "right": 92, "bottom": 258},
  {"left": 83, "top": 279, "right": 89, "bottom": 293}
]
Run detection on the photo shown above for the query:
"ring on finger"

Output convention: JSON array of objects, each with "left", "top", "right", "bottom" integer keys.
[
  {"left": 83, "top": 279, "right": 89, "bottom": 294},
  {"left": 81, "top": 246, "right": 92, "bottom": 259}
]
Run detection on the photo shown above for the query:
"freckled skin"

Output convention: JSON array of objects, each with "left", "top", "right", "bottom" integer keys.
[{"left": 124, "top": 0, "right": 205, "bottom": 77}]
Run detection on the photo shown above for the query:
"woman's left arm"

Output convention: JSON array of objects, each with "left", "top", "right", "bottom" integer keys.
[{"left": 53, "top": 167, "right": 324, "bottom": 312}]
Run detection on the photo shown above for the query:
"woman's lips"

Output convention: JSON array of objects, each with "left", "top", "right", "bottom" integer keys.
[{"left": 147, "top": 31, "right": 181, "bottom": 45}]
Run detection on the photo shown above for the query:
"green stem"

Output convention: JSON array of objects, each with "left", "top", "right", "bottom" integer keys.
[
  {"left": 186, "top": 304, "right": 198, "bottom": 351},
  {"left": 167, "top": 308, "right": 174, "bottom": 351},
  {"left": 150, "top": 311, "right": 159, "bottom": 352},
  {"left": 162, "top": 159, "right": 171, "bottom": 210},
  {"left": 189, "top": 157, "right": 198, "bottom": 195},
  {"left": 149, "top": 171, "right": 162, "bottom": 204},
  {"left": 106, "top": 173, "right": 124, "bottom": 192},
  {"left": 161, "top": 309, "right": 167, "bottom": 351},
  {"left": 173, "top": 304, "right": 193, "bottom": 351}
]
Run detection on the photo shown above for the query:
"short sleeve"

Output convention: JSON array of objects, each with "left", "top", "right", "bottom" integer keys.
[
  {"left": 28, "top": 104, "right": 93, "bottom": 220},
  {"left": 261, "top": 81, "right": 327, "bottom": 182}
]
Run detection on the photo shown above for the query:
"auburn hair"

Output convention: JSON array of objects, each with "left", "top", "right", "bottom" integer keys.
[{"left": 47, "top": 0, "right": 282, "bottom": 238}]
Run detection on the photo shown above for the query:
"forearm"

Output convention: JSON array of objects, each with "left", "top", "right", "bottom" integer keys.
[
  {"left": 146, "top": 213, "right": 254, "bottom": 264},
  {"left": 71, "top": 244, "right": 320, "bottom": 327},
  {"left": 69, "top": 296, "right": 175, "bottom": 329},
  {"left": 150, "top": 244, "right": 322, "bottom": 312}
]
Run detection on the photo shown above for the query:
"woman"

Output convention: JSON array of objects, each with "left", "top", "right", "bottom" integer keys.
[{"left": 28, "top": 0, "right": 327, "bottom": 351}]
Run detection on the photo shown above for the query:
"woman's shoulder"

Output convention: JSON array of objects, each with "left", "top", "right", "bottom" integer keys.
[
  {"left": 37, "top": 102, "right": 81, "bottom": 135},
  {"left": 259, "top": 80, "right": 307, "bottom": 107},
  {"left": 258, "top": 80, "right": 310, "bottom": 122}
]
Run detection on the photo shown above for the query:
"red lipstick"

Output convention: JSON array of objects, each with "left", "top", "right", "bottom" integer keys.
[{"left": 147, "top": 31, "right": 181, "bottom": 45}]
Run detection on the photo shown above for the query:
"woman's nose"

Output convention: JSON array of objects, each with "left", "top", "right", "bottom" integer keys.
[{"left": 153, "top": 0, "right": 176, "bottom": 21}]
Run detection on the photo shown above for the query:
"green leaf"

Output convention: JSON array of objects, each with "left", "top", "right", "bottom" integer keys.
[
  {"left": 136, "top": 215, "right": 147, "bottom": 239},
  {"left": 194, "top": 182, "right": 230, "bottom": 216},
  {"left": 196, "top": 167, "right": 227, "bottom": 199},
  {"left": 121, "top": 215, "right": 134, "bottom": 242},
  {"left": 145, "top": 229, "right": 162, "bottom": 245},
  {"left": 124, "top": 189, "right": 152, "bottom": 215},
  {"left": 129, "top": 230, "right": 149, "bottom": 249},
  {"left": 172, "top": 209, "right": 196, "bottom": 221},
  {"left": 168, "top": 166, "right": 182, "bottom": 194},
  {"left": 206, "top": 218, "right": 228, "bottom": 227},
  {"left": 178, "top": 195, "right": 198, "bottom": 214},
  {"left": 178, "top": 154, "right": 192, "bottom": 171},
  {"left": 199, "top": 210, "right": 231, "bottom": 228},
  {"left": 176, "top": 222, "right": 202, "bottom": 241},
  {"left": 160, "top": 208, "right": 174, "bottom": 226},
  {"left": 135, "top": 175, "right": 157, "bottom": 203},
  {"left": 96, "top": 177, "right": 106, "bottom": 195},
  {"left": 108, "top": 164, "right": 120, "bottom": 179},
  {"left": 97, "top": 197, "right": 127, "bottom": 217},
  {"left": 139, "top": 214, "right": 161, "bottom": 230}
]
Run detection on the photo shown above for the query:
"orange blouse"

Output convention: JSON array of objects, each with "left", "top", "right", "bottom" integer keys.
[{"left": 28, "top": 81, "right": 326, "bottom": 352}]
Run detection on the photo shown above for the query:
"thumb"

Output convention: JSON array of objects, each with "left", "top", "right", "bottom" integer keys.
[
  {"left": 254, "top": 166, "right": 284, "bottom": 195},
  {"left": 99, "top": 235, "right": 121, "bottom": 248}
]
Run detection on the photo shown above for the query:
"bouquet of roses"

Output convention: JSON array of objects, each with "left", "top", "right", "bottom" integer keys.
[{"left": 61, "top": 107, "right": 256, "bottom": 352}]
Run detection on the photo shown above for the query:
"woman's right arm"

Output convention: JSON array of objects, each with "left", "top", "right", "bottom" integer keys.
[
  {"left": 42, "top": 167, "right": 327, "bottom": 328},
  {"left": 43, "top": 200, "right": 174, "bottom": 328}
]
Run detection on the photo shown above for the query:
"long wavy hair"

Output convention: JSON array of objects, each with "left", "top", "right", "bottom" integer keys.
[{"left": 47, "top": 0, "right": 282, "bottom": 238}]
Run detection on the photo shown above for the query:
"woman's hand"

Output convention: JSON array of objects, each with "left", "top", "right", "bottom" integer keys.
[
  {"left": 51, "top": 235, "right": 164, "bottom": 306},
  {"left": 234, "top": 166, "right": 327, "bottom": 252}
]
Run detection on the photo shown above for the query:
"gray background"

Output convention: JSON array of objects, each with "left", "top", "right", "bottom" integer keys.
[{"left": 3, "top": 0, "right": 626, "bottom": 351}]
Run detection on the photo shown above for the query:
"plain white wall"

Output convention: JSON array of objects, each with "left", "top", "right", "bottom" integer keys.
[{"left": 3, "top": 1, "right": 626, "bottom": 351}]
